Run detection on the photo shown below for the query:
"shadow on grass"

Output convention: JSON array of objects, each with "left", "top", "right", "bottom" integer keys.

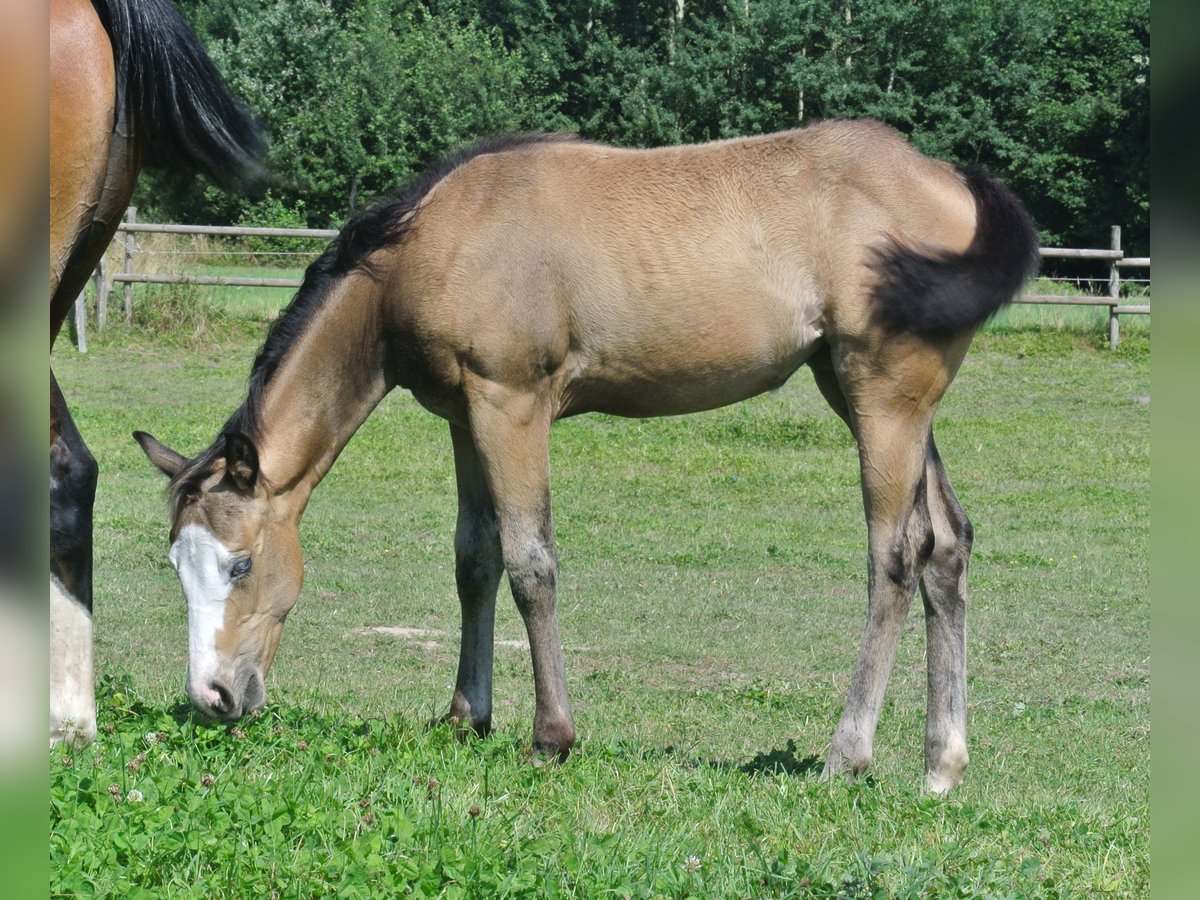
[
  {"left": 167, "top": 700, "right": 193, "bottom": 724},
  {"left": 651, "top": 738, "right": 824, "bottom": 779},
  {"left": 167, "top": 698, "right": 271, "bottom": 735},
  {"left": 736, "top": 739, "right": 824, "bottom": 777},
  {"left": 167, "top": 699, "right": 234, "bottom": 733}
]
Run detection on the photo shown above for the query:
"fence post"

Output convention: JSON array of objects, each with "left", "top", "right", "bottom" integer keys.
[
  {"left": 93, "top": 256, "right": 108, "bottom": 331},
  {"left": 73, "top": 288, "right": 88, "bottom": 353},
  {"left": 123, "top": 206, "right": 137, "bottom": 325},
  {"left": 1108, "top": 225, "right": 1121, "bottom": 350}
]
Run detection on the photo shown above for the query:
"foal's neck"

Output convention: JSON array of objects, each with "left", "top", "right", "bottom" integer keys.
[{"left": 256, "top": 273, "right": 390, "bottom": 513}]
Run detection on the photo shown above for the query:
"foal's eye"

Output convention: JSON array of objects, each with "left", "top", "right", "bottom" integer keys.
[{"left": 231, "top": 557, "right": 252, "bottom": 579}]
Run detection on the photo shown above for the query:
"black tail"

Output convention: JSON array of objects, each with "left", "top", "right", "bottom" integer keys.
[
  {"left": 92, "top": 0, "right": 267, "bottom": 189},
  {"left": 871, "top": 166, "right": 1040, "bottom": 338}
]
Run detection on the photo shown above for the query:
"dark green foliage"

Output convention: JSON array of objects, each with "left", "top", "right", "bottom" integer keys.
[{"left": 153, "top": 0, "right": 1147, "bottom": 254}]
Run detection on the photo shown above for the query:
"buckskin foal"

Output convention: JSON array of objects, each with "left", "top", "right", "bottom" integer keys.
[{"left": 136, "top": 121, "right": 1038, "bottom": 792}]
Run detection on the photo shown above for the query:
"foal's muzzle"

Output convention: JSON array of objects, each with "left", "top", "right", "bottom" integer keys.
[{"left": 189, "top": 666, "right": 264, "bottom": 722}]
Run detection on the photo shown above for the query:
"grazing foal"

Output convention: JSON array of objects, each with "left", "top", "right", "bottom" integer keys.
[{"left": 137, "top": 121, "right": 1037, "bottom": 791}]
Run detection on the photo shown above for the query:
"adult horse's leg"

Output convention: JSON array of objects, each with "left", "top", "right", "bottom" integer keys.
[
  {"left": 816, "top": 338, "right": 968, "bottom": 783},
  {"left": 465, "top": 382, "right": 574, "bottom": 761},
  {"left": 48, "top": 1, "right": 117, "bottom": 747},
  {"left": 447, "top": 423, "right": 504, "bottom": 736},
  {"left": 50, "top": 371, "right": 98, "bottom": 745},
  {"left": 918, "top": 436, "right": 973, "bottom": 792}
]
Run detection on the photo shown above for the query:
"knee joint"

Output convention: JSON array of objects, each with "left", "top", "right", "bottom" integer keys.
[
  {"left": 505, "top": 540, "right": 557, "bottom": 607},
  {"left": 51, "top": 434, "right": 98, "bottom": 505}
]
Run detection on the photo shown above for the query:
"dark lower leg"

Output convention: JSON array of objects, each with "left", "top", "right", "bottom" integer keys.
[
  {"left": 448, "top": 425, "right": 503, "bottom": 735},
  {"left": 50, "top": 373, "right": 96, "bottom": 610},
  {"left": 449, "top": 563, "right": 500, "bottom": 735}
]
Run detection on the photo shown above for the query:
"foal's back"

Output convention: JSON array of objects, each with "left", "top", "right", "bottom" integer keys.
[{"left": 386, "top": 121, "right": 978, "bottom": 418}]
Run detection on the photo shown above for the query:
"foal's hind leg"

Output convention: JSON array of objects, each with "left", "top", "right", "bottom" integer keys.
[
  {"left": 919, "top": 436, "right": 973, "bottom": 792},
  {"left": 814, "top": 339, "right": 968, "bottom": 783},
  {"left": 465, "top": 383, "right": 575, "bottom": 761},
  {"left": 446, "top": 424, "right": 504, "bottom": 736}
]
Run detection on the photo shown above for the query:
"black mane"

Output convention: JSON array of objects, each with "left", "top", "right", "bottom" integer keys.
[{"left": 168, "top": 133, "right": 578, "bottom": 514}]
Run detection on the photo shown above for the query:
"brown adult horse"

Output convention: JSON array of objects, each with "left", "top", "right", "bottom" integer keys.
[
  {"left": 136, "top": 123, "right": 1038, "bottom": 792},
  {"left": 50, "top": 0, "right": 265, "bottom": 744}
]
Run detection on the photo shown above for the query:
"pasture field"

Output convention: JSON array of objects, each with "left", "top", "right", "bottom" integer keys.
[{"left": 50, "top": 291, "right": 1149, "bottom": 897}]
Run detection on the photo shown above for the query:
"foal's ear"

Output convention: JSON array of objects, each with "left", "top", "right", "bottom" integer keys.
[
  {"left": 222, "top": 431, "right": 260, "bottom": 493},
  {"left": 133, "top": 431, "right": 188, "bottom": 478}
]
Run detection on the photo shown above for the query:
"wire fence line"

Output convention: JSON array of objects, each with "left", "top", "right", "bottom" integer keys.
[{"left": 71, "top": 211, "right": 1149, "bottom": 353}]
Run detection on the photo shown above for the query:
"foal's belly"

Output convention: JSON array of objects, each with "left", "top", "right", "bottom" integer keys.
[
  {"left": 550, "top": 238, "right": 827, "bottom": 419},
  {"left": 556, "top": 304, "right": 825, "bottom": 419},
  {"left": 560, "top": 359, "right": 817, "bottom": 419}
]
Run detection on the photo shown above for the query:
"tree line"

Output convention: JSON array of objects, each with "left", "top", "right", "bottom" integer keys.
[{"left": 149, "top": 0, "right": 1149, "bottom": 253}]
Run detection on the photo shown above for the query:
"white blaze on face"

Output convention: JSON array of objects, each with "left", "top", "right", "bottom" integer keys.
[
  {"left": 49, "top": 577, "right": 96, "bottom": 746},
  {"left": 169, "top": 523, "right": 237, "bottom": 708}
]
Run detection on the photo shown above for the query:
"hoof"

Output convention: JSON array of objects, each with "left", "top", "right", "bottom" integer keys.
[
  {"left": 530, "top": 720, "right": 575, "bottom": 767},
  {"left": 531, "top": 741, "right": 571, "bottom": 767},
  {"left": 924, "top": 769, "right": 964, "bottom": 795},
  {"left": 821, "top": 742, "right": 871, "bottom": 782},
  {"left": 431, "top": 711, "right": 492, "bottom": 739},
  {"left": 924, "top": 740, "right": 968, "bottom": 794}
]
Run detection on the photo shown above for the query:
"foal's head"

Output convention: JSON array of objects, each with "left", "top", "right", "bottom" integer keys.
[{"left": 135, "top": 430, "right": 301, "bottom": 721}]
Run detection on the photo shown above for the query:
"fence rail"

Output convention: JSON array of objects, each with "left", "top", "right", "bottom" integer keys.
[
  {"left": 73, "top": 211, "right": 1148, "bottom": 352},
  {"left": 109, "top": 272, "right": 304, "bottom": 288},
  {"left": 119, "top": 222, "right": 340, "bottom": 240}
]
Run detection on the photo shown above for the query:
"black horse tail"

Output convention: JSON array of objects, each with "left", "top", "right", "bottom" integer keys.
[
  {"left": 92, "top": 0, "right": 268, "bottom": 189},
  {"left": 871, "top": 166, "right": 1040, "bottom": 339}
]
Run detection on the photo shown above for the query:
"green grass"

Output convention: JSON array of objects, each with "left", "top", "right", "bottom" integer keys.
[{"left": 50, "top": 299, "right": 1149, "bottom": 897}]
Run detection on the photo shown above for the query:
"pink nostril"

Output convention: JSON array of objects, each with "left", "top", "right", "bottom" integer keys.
[{"left": 209, "top": 681, "right": 234, "bottom": 715}]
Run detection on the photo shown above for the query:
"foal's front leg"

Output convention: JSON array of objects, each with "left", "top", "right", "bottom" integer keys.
[
  {"left": 447, "top": 424, "right": 503, "bottom": 736},
  {"left": 466, "top": 385, "right": 575, "bottom": 761}
]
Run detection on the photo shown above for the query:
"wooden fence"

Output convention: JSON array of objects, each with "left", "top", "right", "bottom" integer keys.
[
  {"left": 1018, "top": 226, "right": 1150, "bottom": 349},
  {"left": 72, "top": 211, "right": 1149, "bottom": 352}
]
